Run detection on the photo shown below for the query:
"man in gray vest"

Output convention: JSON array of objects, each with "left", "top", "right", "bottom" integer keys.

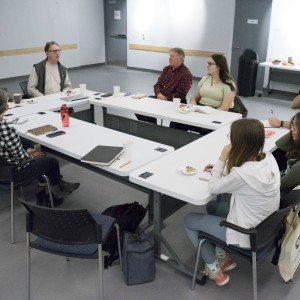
[{"left": 27, "top": 41, "right": 72, "bottom": 97}]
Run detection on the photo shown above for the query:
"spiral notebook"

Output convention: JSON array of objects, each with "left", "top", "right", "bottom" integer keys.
[{"left": 81, "top": 145, "right": 124, "bottom": 166}]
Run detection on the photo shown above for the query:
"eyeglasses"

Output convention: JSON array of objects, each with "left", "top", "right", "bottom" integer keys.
[
  {"left": 291, "top": 122, "right": 298, "bottom": 130},
  {"left": 48, "top": 49, "right": 61, "bottom": 53},
  {"left": 207, "top": 62, "right": 216, "bottom": 66}
]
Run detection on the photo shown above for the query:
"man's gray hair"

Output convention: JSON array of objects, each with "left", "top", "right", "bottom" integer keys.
[{"left": 170, "top": 47, "right": 186, "bottom": 61}]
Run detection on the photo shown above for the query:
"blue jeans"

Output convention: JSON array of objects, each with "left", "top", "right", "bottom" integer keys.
[
  {"left": 184, "top": 213, "right": 227, "bottom": 263},
  {"left": 206, "top": 194, "right": 231, "bottom": 218}
]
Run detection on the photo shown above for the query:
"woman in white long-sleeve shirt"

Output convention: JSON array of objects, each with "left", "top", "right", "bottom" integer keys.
[{"left": 184, "top": 118, "right": 280, "bottom": 286}]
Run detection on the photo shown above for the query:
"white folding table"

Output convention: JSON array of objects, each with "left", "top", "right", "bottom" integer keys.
[
  {"left": 14, "top": 111, "right": 174, "bottom": 179},
  {"left": 129, "top": 123, "right": 289, "bottom": 276},
  {"left": 90, "top": 95, "right": 242, "bottom": 130}
]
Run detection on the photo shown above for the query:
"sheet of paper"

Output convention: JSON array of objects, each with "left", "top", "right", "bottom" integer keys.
[{"left": 198, "top": 171, "right": 211, "bottom": 181}]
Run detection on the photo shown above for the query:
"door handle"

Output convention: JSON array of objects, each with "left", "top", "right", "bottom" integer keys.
[
  {"left": 110, "top": 34, "right": 127, "bottom": 39},
  {"left": 232, "top": 43, "right": 240, "bottom": 49}
]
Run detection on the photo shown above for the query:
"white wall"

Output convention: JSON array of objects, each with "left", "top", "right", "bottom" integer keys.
[
  {"left": 0, "top": 0, "right": 105, "bottom": 79},
  {"left": 127, "top": 0, "right": 236, "bottom": 78},
  {"left": 265, "top": 0, "right": 300, "bottom": 92}
]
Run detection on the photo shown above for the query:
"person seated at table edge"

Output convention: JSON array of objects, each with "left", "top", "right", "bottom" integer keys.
[
  {"left": 0, "top": 89, "right": 79, "bottom": 206},
  {"left": 268, "top": 116, "right": 290, "bottom": 129},
  {"left": 27, "top": 41, "right": 72, "bottom": 98},
  {"left": 291, "top": 94, "right": 300, "bottom": 109},
  {"left": 136, "top": 47, "right": 192, "bottom": 124},
  {"left": 190, "top": 54, "right": 236, "bottom": 111},
  {"left": 153, "top": 47, "right": 193, "bottom": 102},
  {"left": 184, "top": 118, "right": 280, "bottom": 286}
]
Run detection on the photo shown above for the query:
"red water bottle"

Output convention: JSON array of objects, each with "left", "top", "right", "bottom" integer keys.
[{"left": 61, "top": 104, "right": 69, "bottom": 127}]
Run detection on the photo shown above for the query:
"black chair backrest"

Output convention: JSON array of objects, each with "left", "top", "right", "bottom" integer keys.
[
  {"left": 229, "top": 96, "right": 248, "bottom": 118},
  {"left": 20, "top": 200, "right": 101, "bottom": 245},
  {"left": 19, "top": 80, "right": 29, "bottom": 97},
  {"left": 252, "top": 207, "right": 290, "bottom": 250},
  {"left": 0, "top": 157, "right": 14, "bottom": 180}
]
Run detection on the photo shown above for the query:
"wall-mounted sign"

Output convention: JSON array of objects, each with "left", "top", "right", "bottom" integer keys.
[
  {"left": 114, "top": 10, "right": 121, "bottom": 20},
  {"left": 247, "top": 19, "right": 258, "bottom": 24}
]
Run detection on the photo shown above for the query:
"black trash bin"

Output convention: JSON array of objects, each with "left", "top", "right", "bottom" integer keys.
[{"left": 237, "top": 49, "right": 259, "bottom": 97}]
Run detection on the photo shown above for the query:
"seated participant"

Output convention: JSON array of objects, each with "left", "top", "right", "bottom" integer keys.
[
  {"left": 184, "top": 118, "right": 280, "bottom": 286},
  {"left": 0, "top": 89, "right": 79, "bottom": 206},
  {"left": 268, "top": 116, "right": 290, "bottom": 129},
  {"left": 136, "top": 47, "right": 193, "bottom": 124},
  {"left": 207, "top": 113, "right": 300, "bottom": 216},
  {"left": 27, "top": 41, "right": 72, "bottom": 98},
  {"left": 276, "top": 112, "right": 300, "bottom": 192},
  {"left": 291, "top": 94, "right": 300, "bottom": 109},
  {"left": 190, "top": 54, "right": 236, "bottom": 110}
]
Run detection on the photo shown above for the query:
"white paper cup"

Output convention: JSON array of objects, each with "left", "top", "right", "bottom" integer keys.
[
  {"left": 79, "top": 84, "right": 86, "bottom": 94},
  {"left": 13, "top": 93, "right": 22, "bottom": 104},
  {"left": 122, "top": 140, "right": 134, "bottom": 160},
  {"left": 173, "top": 98, "right": 181, "bottom": 108},
  {"left": 113, "top": 86, "right": 120, "bottom": 97}
]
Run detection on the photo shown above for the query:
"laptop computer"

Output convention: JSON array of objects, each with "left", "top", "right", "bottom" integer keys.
[{"left": 60, "top": 94, "right": 89, "bottom": 102}]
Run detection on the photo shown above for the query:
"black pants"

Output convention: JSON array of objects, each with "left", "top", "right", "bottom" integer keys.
[{"left": 16, "top": 157, "right": 61, "bottom": 186}]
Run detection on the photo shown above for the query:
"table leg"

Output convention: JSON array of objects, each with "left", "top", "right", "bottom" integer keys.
[
  {"left": 152, "top": 191, "right": 206, "bottom": 284},
  {"left": 102, "top": 107, "right": 107, "bottom": 127}
]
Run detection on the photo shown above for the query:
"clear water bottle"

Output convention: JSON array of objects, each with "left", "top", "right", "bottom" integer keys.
[{"left": 61, "top": 104, "right": 69, "bottom": 127}]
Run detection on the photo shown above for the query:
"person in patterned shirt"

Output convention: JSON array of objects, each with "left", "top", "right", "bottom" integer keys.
[
  {"left": 136, "top": 47, "right": 193, "bottom": 124},
  {"left": 0, "top": 89, "right": 79, "bottom": 205},
  {"left": 154, "top": 47, "right": 192, "bottom": 101}
]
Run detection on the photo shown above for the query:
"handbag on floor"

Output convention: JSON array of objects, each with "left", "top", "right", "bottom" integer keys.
[
  {"left": 122, "top": 231, "right": 155, "bottom": 285},
  {"left": 278, "top": 205, "right": 300, "bottom": 282}
]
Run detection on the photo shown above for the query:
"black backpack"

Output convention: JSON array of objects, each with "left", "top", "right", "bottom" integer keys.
[{"left": 102, "top": 201, "right": 147, "bottom": 268}]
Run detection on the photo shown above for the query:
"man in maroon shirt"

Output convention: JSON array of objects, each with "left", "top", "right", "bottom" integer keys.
[
  {"left": 137, "top": 47, "right": 193, "bottom": 123},
  {"left": 154, "top": 48, "right": 192, "bottom": 101}
]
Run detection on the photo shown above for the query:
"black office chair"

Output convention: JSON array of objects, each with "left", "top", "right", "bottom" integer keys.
[
  {"left": 191, "top": 206, "right": 291, "bottom": 300},
  {"left": 0, "top": 157, "right": 52, "bottom": 243},
  {"left": 19, "top": 80, "right": 31, "bottom": 99},
  {"left": 229, "top": 95, "right": 248, "bottom": 118},
  {"left": 19, "top": 199, "right": 122, "bottom": 300}
]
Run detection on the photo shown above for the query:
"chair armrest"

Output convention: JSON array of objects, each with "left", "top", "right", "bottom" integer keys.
[{"left": 220, "top": 220, "right": 256, "bottom": 235}]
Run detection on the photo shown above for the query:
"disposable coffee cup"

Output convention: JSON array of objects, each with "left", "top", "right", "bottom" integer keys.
[
  {"left": 173, "top": 98, "right": 181, "bottom": 108},
  {"left": 79, "top": 84, "right": 86, "bottom": 94},
  {"left": 113, "top": 86, "right": 120, "bottom": 97},
  {"left": 13, "top": 93, "right": 22, "bottom": 104},
  {"left": 122, "top": 140, "right": 134, "bottom": 160}
]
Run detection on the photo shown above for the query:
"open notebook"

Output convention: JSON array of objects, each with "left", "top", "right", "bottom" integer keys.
[{"left": 81, "top": 145, "right": 124, "bottom": 166}]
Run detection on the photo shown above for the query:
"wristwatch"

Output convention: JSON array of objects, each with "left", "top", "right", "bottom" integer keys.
[{"left": 280, "top": 120, "right": 284, "bottom": 127}]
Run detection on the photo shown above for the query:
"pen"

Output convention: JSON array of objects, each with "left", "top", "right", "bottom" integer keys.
[{"left": 119, "top": 161, "right": 132, "bottom": 168}]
